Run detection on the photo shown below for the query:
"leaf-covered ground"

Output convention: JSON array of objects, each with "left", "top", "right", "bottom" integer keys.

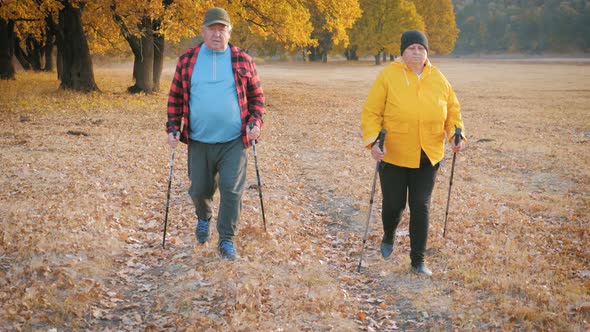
[{"left": 1, "top": 59, "right": 589, "bottom": 331}]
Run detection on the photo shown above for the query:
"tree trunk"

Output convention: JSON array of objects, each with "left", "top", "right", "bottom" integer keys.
[
  {"left": 308, "top": 46, "right": 327, "bottom": 62},
  {"left": 127, "top": 17, "right": 154, "bottom": 94},
  {"left": 14, "top": 35, "right": 43, "bottom": 71},
  {"left": 26, "top": 35, "right": 42, "bottom": 71},
  {"left": 374, "top": 52, "right": 381, "bottom": 65},
  {"left": 56, "top": 48, "right": 62, "bottom": 79},
  {"left": 0, "top": 19, "right": 15, "bottom": 80},
  {"left": 14, "top": 38, "right": 32, "bottom": 70},
  {"left": 345, "top": 46, "right": 358, "bottom": 61},
  {"left": 43, "top": 26, "right": 54, "bottom": 72},
  {"left": 308, "top": 47, "right": 319, "bottom": 61},
  {"left": 152, "top": 33, "right": 164, "bottom": 92},
  {"left": 43, "top": 43, "right": 54, "bottom": 72},
  {"left": 57, "top": 0, "right": 98, "bottom": 92},
  {"left": 382, "top": 52, "right": 386, "bottom": 63}
]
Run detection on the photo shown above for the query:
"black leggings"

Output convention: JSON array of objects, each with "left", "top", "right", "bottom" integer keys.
[{"left": 379, "top": 151, "right": 439, "bottom": 266}]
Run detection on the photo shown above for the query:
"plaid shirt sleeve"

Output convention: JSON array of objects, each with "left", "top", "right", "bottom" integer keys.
[
  {"left": 166, "top": 47, "right": 197, "bottom": 144},
  {"left": 232, "top": 46, "right": 265, "bottom": 147},
  {"left": 166, "top": 57, "right": 184, "bottom": 133}
]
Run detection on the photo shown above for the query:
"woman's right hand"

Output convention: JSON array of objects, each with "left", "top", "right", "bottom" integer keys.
[{"left": 371, "top": 142, "right": 385, "bottom": 161}]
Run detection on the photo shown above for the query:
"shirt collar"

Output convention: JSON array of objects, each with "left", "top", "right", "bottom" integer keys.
[{"left": 201, "top": 43, "right": 229, "bottom": 56}]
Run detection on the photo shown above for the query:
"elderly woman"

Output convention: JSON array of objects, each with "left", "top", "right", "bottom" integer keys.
[{"left": 361, "top": 30, "right": 466, "bottom": 276}]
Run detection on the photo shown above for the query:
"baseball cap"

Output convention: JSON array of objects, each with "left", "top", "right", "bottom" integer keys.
[{"left": 203, "top": 7, "right": 231, "bottom": 27}]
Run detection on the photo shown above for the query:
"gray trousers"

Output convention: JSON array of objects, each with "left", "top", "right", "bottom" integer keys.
[{"left": 187, "top": 137, "right": 247, "bottom": 243}]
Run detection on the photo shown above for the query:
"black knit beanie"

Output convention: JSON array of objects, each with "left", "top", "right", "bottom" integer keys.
[{"left": 400, "top": 30, "right": 429, "bottom": 55}]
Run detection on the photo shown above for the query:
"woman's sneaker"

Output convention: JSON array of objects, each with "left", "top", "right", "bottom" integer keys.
[
  {"left": 195, "top": 218, "right": 211, "bottom": 244},
  {"left": 380, "top": 241, "right": 394, "bottom": 258},
  {"left": 380, "top": 233, "right": 395, "bottom": 258},
  {"left": 219, "top": 240, "right": 237, "bottom": 260}
]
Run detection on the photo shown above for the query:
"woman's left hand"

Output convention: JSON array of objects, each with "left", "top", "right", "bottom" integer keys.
[{"left": 451, "top": 137, "right": 465, "bottom": 153}]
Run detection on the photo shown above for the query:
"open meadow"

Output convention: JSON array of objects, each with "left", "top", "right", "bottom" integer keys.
[{"left": 1, "top": 58, "right": 589, "bottom": 331}]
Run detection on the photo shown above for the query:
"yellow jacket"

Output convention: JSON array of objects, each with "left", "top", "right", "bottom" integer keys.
[{"left": 361, "top": 60, "right": 465, "bottom": 168}]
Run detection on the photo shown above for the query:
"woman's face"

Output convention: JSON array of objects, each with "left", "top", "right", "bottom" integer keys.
[{"left": 402, "top": 44, "right": 427, "bottom": 66}]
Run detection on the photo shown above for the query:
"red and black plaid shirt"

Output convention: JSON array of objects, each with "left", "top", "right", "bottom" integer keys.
[{"left": 166, "top": 43, "right": 264, "bottom": 147}]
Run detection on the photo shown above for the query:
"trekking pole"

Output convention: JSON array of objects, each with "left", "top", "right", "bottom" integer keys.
[
  {"left": 162, "top": 126, "right": 178, "bottom": 249},
  {"left": 443, "top": 127, "right": 462, "bottom": 238},
  {"left": 249, "top": 123, "right": 267, "bottom": 232},
  {"left": 357, "top": 129, "right": 387, "bottom": 273}
]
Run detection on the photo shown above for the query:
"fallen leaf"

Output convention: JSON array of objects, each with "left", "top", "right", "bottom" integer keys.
[{"left": 357, "top": 311, "right": 367, "bottom": 321}]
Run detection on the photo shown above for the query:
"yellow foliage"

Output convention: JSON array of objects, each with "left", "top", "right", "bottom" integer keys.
[
  {"left": 2, "top": 0, "right": 361, "bottom": 56},
  {"left": 1, "top": 0, "right": 49, "bottom": 42},
  {"left": 411, "top": 0, "right": 459, "bottom": 55},
  {"left": 226, "top": 0, "right": 316, "bottom": 49},
  {"left": 308, "top": 0, "right": 362, "bottom": 47},
  {"left": 348, "top": 0, "right": 424, "bottom": 56}
]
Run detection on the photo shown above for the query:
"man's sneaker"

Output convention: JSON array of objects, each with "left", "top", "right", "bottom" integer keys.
[
  {"left": 195, "top": 218, "right": 211, "bottom": 244},
  {"left": 219, "top": 240, "right": 237, "bottom": 260},
  {"left": 411, "top": 263, "right": 432, "bottom": 276},
  {"left": 380, "top": 241, "right": 394, "bottom": 258}
]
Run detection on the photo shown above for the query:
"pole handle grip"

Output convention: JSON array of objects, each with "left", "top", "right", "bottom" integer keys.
[
  {"left": 453, "top": 127, "right": 462, "bottom": 146},
  {"left": 377, "top": 129, "right": 387, "bottom": 152},
  {"left": 167, "top": 120, "right": 179, "bottom": 137},
  {"left": 248, "top": 122, "right": 257, "bottom": 144}
]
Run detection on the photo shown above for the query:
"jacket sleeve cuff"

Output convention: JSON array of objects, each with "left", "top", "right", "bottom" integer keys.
[
  {"left": 248, "top": 116, "right": 263, "bottom": 128},
  {"left": 448, "top": 131, "right": 467, "bottom": 143},
  {"left": 363, "top": 136, "right": 377, "bottom": 149}
]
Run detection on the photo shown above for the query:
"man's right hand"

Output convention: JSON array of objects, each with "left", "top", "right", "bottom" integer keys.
[{"left": 168, "top": 131, "right": 180, "bottom": 148}]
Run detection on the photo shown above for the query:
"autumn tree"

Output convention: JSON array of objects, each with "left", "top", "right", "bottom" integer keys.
[
  {"left": 0, "top": 0, "right": 57, "bottom": 74},
  {"left": 346, "top": 0, "right": 424, "bottom": 65},
  {"left": 89, "top": 0, "right": 344, "bottom": 93},
  {"left": 95, "top": 0, "right": 205, "bottom": 94},
  {"left": 229, "top": 0, "right": 314, "bottom": 52},
  {"left": 0, "top": 0, "right": 43, "bottom": 79},
  {"left": 305, "top": 0, "right": 361, "bottom": 62},
  {"left": 217, "top": 0, "right": 360, "bottom": 62},
  {"left": 225, "top": 1, "right": 316, "bottom": 61},
  {"left": 99, "top": 0, "right": 352, "bottom": 93},
  {"left": 0, "top": 0, "right": 98, "bottom": 90},
  {"left": 411, "top": 0, "right": 458, "bottom": 55},
  {"left": 49, "top": 0, "right": 98, "bottom": 91}
]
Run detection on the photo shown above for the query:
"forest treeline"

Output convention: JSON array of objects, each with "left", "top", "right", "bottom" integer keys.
[
  {"left": 454, "top": 0, "right": 590, "bottom": 54},
  {"left": 1, "top": 0, "right": 588, "bottom": 93}
]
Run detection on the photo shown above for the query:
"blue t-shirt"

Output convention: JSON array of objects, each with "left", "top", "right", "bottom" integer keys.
[{"left": 189, "top": 44, "right": 241, "bottom": 143}]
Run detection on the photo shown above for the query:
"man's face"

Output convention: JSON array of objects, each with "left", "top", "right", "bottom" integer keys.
[
  {"left": 202, "top": 23, "right": 231, "bottom": 51},
  {"left": 402, "top": 44, "right": 427, "bottom": 66}
]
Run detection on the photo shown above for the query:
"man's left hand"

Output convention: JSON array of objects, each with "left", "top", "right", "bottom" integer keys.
[{"left": 248, "top": 124, "right": 260, "bottom": 140}]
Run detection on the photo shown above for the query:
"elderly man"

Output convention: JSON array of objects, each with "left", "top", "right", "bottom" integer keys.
[{"left": 166, "top": 7, "right": 265, "bottom": 260}]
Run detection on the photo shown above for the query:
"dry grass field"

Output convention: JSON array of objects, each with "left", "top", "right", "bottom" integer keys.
[{"left": 0, "top": 58, "right": 588, "bottom": 331}]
